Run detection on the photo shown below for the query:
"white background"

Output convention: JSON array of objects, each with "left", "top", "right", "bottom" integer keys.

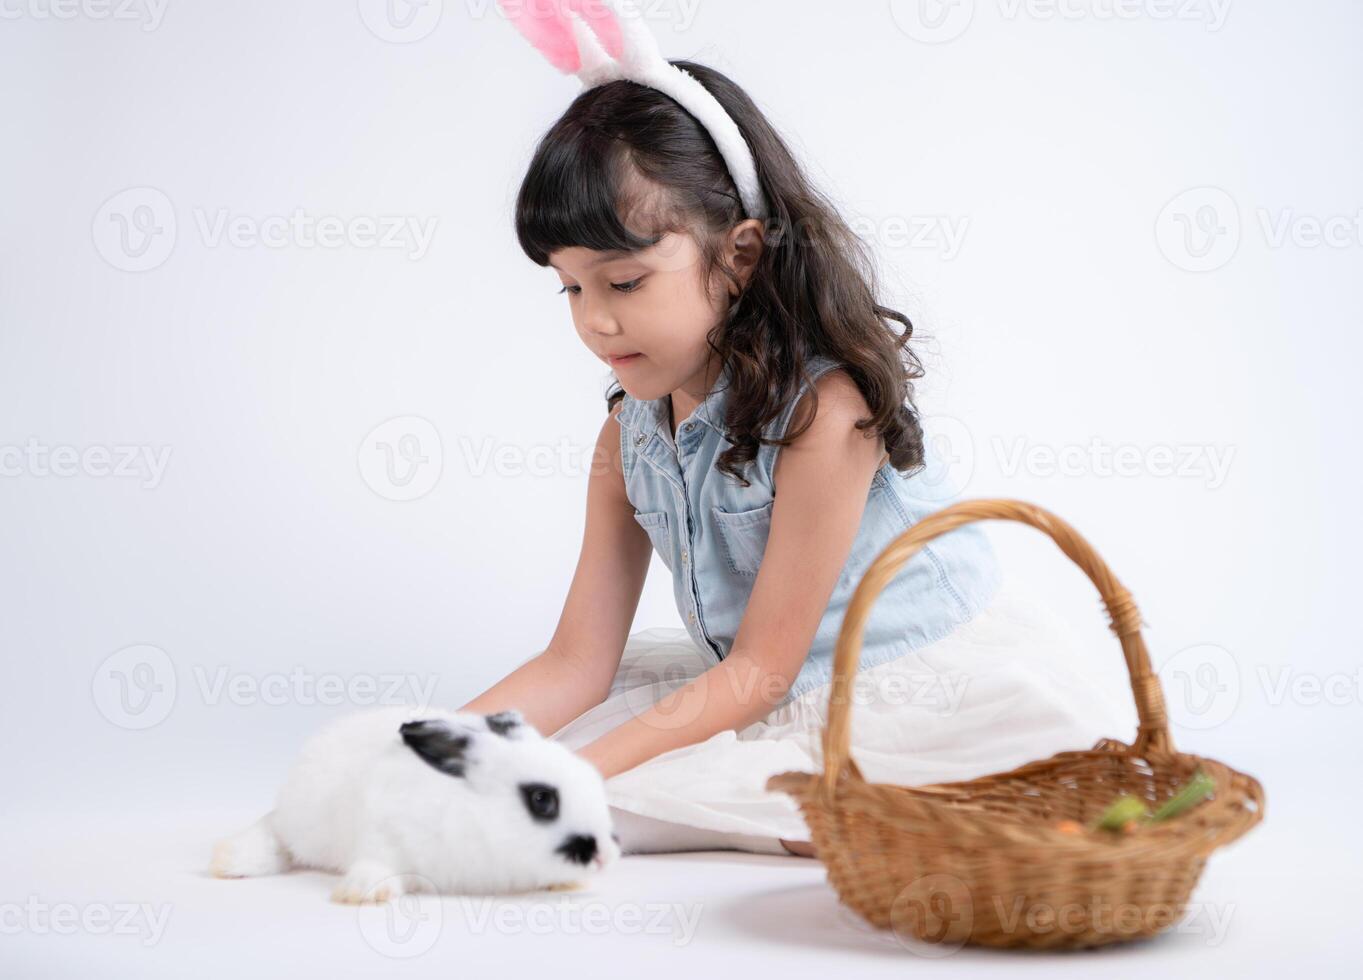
[{"left": 1, "top": 1, "right": 1359, "bottom": 976}]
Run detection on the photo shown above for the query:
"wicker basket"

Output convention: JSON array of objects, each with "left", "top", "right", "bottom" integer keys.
[{"left": 766, "top": 499, "right": 1265, "bottom": 951}]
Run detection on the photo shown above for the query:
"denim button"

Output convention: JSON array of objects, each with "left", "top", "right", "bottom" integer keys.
[
  {"left": 688, "top": 611, "right": 696, "bottom": 623},
  {"left": 681, "top": 549, "right": 689, "bottom": 562},
  {"left": 634, "top": 433, "right": 645, "bottom": 446}
]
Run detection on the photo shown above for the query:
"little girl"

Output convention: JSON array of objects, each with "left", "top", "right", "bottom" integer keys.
[{"left": 461, "top": 2, "right": 1125, "bottom": 858}]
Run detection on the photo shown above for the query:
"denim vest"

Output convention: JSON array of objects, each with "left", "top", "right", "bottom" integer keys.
[{"left": 616, "top": 354, "right": 1003, "bottom": 708}]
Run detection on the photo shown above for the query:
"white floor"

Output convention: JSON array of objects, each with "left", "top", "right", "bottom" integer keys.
[{"left": 2, "top": 796, "right": 1353, "bottom": 979}]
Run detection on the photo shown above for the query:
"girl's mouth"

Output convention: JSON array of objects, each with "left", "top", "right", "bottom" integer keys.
[{"left": 607, "top": 352, "right": 642, "bottom": 365}]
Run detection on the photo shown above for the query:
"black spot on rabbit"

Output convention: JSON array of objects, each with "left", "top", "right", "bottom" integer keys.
[
  {"left": 484, "top": 710, "right": 524, "bottom": 737},
  {"left": 400, "top": 720, "right": 472, "bottom": 778}
]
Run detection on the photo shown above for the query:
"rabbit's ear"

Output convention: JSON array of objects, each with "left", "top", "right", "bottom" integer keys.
[
  {"left": 399, "top": 719, "right": 475, "bottom": 778},
  {"left": 484, "top": 709, "right": 533, "bottom": 738}
]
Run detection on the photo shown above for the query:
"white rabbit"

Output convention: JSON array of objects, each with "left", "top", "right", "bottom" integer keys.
[{"left": 210, "top": 706, "right": 621, "bottom": 902}]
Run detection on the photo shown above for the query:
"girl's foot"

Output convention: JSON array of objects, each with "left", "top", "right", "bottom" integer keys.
[{"left": 779, "top": 837, "right": 817, "bottom": 857}]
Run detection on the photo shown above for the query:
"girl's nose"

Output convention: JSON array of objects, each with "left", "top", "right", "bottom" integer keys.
[{"left": 577, "top": 290, "right": 620, "bottom": 336}]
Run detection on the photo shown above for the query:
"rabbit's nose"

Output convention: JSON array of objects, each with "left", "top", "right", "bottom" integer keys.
[{"left": 557, "top": 834, "right": 598, "bottom": 866}]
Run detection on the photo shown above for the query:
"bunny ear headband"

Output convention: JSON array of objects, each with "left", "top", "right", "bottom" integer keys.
[{"left": 498, "top": 0, "right": 768, "bottom": 221}]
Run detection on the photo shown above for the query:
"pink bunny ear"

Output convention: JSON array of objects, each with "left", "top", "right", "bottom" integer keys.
[{"left": 499, "top": 0, "right": 625, "bottom": 76}]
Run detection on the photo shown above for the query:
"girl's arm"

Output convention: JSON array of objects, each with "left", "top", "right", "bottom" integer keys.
[
  {"left": 577, "top": 370, "right": 886, "bottom": 779},
  {"left": 459, "top": 403, "right": 652, "bottom": 737}
]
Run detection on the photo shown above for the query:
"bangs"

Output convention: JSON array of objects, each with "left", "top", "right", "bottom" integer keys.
[{"left": 514, "top": 119, "right": 691, "bottom": 267}]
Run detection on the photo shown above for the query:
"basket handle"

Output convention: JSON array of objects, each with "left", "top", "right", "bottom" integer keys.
[{"left": 820, "top": 498, "right": 1174, "bottom": 798}]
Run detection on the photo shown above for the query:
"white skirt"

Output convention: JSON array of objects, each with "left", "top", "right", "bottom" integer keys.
[{"left": 548, "top": 574, "right": 1136, "bottom": 855}]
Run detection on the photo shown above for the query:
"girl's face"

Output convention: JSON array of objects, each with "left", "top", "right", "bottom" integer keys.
[{"left": 548, "top": 231, "right": 731, "bottom": 402}]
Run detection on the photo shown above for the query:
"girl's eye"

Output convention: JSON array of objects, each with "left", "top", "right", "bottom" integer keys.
[{"left": 557, "top": 280, "right": 643, "bottom": 296}]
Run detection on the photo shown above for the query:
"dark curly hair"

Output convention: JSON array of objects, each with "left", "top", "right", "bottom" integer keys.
[{"left": 512, "top": 60, "right": 926, "bottom": 487}]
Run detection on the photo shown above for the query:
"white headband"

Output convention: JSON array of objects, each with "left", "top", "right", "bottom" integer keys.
[{"left": 499, "top": 0, "right": 768, "bottom": 221}]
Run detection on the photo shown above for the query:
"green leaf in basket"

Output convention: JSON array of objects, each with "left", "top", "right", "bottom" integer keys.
[
  {"left": 1092, "top": 795, "right": 1149, "bottom": 832},
  {"left": 1150, "top": 769, "right": 1216, "bottom": 822}
]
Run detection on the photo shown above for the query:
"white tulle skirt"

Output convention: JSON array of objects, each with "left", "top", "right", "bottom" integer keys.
[{"left": 548, "top": 574, "right": 1135, "bottom": 855}]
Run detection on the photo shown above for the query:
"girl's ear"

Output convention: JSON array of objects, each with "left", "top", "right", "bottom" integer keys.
[{"left": 726, "top": 219, "right": 767, "bottom": 294}]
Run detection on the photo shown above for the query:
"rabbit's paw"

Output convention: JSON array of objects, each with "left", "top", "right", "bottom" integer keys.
[
  {"left": 545, "top": 879, "right": 587, "bottom": 892},
  {"left": 330, "top": 861, "right": 406, "bottom": 905}
]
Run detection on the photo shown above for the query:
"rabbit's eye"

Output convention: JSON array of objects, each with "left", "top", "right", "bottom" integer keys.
[{"left": 518, "top": 782, "right": 560, "bottom": 822}]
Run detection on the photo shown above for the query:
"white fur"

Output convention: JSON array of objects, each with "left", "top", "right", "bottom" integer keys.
[{"left": 210, "top": 706, "right": 621, "bottom": 902}]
